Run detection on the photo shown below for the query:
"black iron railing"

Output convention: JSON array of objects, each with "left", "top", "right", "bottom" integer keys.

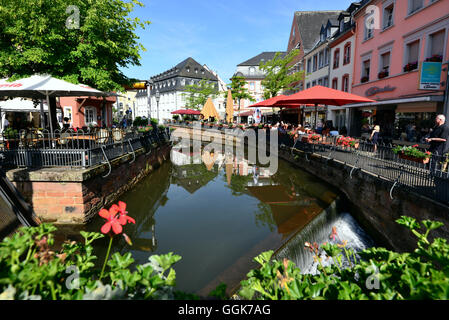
[{"left": 0, "top": 127, "right": 171, "bottom": 169}]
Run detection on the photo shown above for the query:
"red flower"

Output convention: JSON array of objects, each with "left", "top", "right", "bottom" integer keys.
[
  {"left": 99, "top": 206, "right": 123, "bottom": 235},
  {"left": 412, "top": 145, "right": 419, "bottom": 148},
  {"left": 330, "top": 227, "right": 338, "bottom": 241},
  {"left": 111, "top": 201, "right": 136, "bottom": 225}
]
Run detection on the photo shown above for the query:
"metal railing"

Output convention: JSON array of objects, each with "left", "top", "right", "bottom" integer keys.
[
  {"left": 283, "top": 133, "right": 449, "bottom": 205},
  {"left": 0, "top": 127, "right": 171, "bottom": 169}
]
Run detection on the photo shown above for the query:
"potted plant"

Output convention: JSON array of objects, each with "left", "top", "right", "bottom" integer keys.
[
  {"left": 392, "top": 144, "right": 432, "bottom": 164},
  {"left": 378, "top": 70, "right": 389, "bottom": 79},
  {"left": 361, "top": 76, "right": 369, "bottom": 83},
  {"left": 403, "top": 61, "right": 418, "bottom": 72},
  {"left": 426, "top": 55, "right": 443, "bottom": 62}
]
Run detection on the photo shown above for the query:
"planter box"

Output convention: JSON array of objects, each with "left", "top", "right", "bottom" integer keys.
[{"left": 398, "top": 153, "right": 430, "bottom": 164}]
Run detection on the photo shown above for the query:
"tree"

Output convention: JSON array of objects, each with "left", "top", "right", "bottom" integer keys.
[
  {"left": 227, "top": 76, "right": 254, "bottom": 123},
  {"left": 182, "top": 79, "right": 218, "bottom": 110},
  {"left": 0, "top": 0, "right": 150, "bottom": 129},
  {"left": 259, "top": 49, "right": 304, "bottom": 99}
]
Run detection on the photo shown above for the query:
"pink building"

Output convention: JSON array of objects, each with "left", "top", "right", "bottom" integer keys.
[
  {"left": 59, "top": 96, "right": 115, "bottom": 129},
  {"left": 348, "top": 0, "right": 449, "bottom": 141}
]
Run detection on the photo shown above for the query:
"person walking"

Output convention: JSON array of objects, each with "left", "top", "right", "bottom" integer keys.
[
  {"left": 425, "top": 115, "right": 449, "bottom": 202},
  {"left": 370, "top": 125, "right": 380, "bottom": 153}
]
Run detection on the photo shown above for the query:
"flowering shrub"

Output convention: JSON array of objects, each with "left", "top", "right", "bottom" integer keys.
[
  {"left": 308, "top": 134, "right": 321, "bottom": 141},
  {"left": 0, "top": 202, "right": 194, "bottom": 300},
  {"left": 238, "top": 217, "right": 449, "bottom": 300},
  {"left": 392, "top": 144, "right": 431, "bottom": 160},
  {"left": 337, "top": 136, "right": 357, "bottom": 148}
]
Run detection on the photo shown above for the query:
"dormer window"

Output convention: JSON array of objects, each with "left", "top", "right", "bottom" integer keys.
[
  {"left": 186, "top": 67, "right": 190, "bottom": 72},
  {"left": 195, "top": 68, "right": 198, "bottom": 74},
  {"left": 340, "top": 20, "right": 345, "bottom": 32}
]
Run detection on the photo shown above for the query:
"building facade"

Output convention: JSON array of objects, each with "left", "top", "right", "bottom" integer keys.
[
  {"left": 349, "top": 0, "right": 449, "bottom": 141},
  {"left": 149, "top": 57, "right": 219, "bottom": 123},
  {"left": 327, "top": 3, "right": 361, "bottom": 131}
]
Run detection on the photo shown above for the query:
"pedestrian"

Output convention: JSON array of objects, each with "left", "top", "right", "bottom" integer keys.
[
  {"left": 425, "top": 115, "right": 449, "bottom": 202},
  {"left": 425, "top": 115, "right": 449, "bottom": 156},
  {"left": 370, "top": 125, "right": 380, "bottom": 153}
]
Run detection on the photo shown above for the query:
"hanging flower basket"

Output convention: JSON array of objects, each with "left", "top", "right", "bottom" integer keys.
[
  {"left": 393, "top": 145, "right": 431, "bottom": 164},
  {"left": 398, "top": 153, "right": 430, "bottom": 164}
]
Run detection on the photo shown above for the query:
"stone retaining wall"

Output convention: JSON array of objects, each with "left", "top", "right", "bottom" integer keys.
[{"left": 7, "top": 143, "right": 171, "bottom": 224}]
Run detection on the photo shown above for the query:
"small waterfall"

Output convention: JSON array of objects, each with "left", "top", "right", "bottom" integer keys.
[{"left": 274, "top": 200, "right": 375, "bottom": 274}]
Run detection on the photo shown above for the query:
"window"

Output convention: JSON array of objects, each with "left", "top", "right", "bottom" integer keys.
[
  {"left": 318, "top": 78, "right": 323, "bottom": 86},
  {"left": 383, "top": 2, "right": 394, "bottom": 29},
  {"left": 307, "top": 58, "right": 312, "bottom": 73},
  {"left": 405, "top": 40, "right": 420, "bottom": 68},
  {"left": 63, "top": 107, "right": 72, "bottom": 123},
  {"left": 249, "top": 67, "right": 256, "bottom": 75},
  {"left": 318, "top": 51, "right": 324, "bottom": 68},
  {"left": 313, "top": 54, "right": 318, "bottom": 71},
  {"left": 361, "top": 59, "right": 370, "bottom": 82},
  {"left": 333, "top": 49, "right": 340, "bottom": 69},
  {"left": 342, "top": 74, "right": 349, "bottom": 92},
  {"left": 312, "top": 80, "right": 317, "bottom": 87},
  {"left": 250, "top": 82, "right": 255, "bottom": 91},
  {"left": 380, "top": 51, "right": 391, "bottom": 76},
  {"left": 364, "top": 13, "right": 374, "bottom": 40},
  {"left": 428, "top": 29, "right": 445, "bottom": 61},
  {"left": 340, "top": 19, "right": 345, "bottom": 32},
  {"left": 84, "top": 107, "right": 96, "bottom": 125},
  {"left": 306, "top": 82, "right": 311, "bottom": 89},
  {"left": 343, "top": 43, "right": 351, "bottom": 65},
  {"left": 408, "top": 0, "right": 423, "bottom": 14},
  {"left": 324, "top": 48, "right": 330, "bottom": 66},
  {"left": 332, "top": 78, "right": 338, "bottom": 89},
  {"left": 323, "top": 77, "right": 329, "bottom": 87}
]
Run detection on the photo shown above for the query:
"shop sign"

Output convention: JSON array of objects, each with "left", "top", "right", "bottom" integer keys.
[
  {"left": 365, "top": 85, "right": 396, "bottom": 96},
  {"left": 419, "top": 62, "right": 442, "bottom": 90}
]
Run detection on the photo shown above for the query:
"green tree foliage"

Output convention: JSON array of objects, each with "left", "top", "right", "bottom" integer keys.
[
  {"left": 227, "top": 76, "right": 254, "bottom": 122},
  {"left": 182, "top": 79, "right": 218, "bottom": 110},
  {"left": 0, "top": 0, "right": 150, "bottom": 92},
  {"left": 259, "top": 49, "right": 304, "bottom": 99}
]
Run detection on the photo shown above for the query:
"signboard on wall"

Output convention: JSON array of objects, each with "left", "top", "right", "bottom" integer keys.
[{"left": 419, "top": 62, "right": 442, "bottom": 90}]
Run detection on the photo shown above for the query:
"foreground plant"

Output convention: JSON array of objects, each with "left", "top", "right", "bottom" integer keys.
[
  {"left": 238, "top": 217, "right": 449, "bottom": 300},
  {"left": 0, "top": 202, "right": 185, "bottom": 300}
]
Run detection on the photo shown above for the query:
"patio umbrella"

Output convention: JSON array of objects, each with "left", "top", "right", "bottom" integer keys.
[
  {"left": 274, "top": 86, "right": 375, "bottom": 128},
  {"left": 201, "top": 97, "right": 220, "bottom": 120},
  {"left": 0, "top": 74, "right": 109, "bottom": 135},
  {"left": 171, "top": 109, "right": 201, "bottom": 115},
  {"left": 225, "top": 89, "right": 234, "bottom": 123}
]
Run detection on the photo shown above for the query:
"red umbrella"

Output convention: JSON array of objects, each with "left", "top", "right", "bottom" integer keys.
[
  {"left": 274, "top": 86, "right": 375, "bottom": 106},
  {"left": 249, "top": 95, "right": 302, "bottom": 108},
  {"left": 274, "top": 86, "right": 375, "bottom": 127},
  {"left": 171, "top": 109, "right": 201, "bottom": 115}
]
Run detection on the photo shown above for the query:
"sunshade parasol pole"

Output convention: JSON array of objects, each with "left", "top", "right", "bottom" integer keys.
[
  {"left": 46, "top": 93, "right": 54, "bottom": 139},
  {"left": 314, "top": 103, "right": 318, "bottom": 130}
]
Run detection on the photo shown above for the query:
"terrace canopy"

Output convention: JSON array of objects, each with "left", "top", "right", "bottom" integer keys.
[
  {"left": 171, "top": 109, "right": 201, "bottom": 115},
  {"left": 0, "top": 74, "right": 110, "bottom": 134},
  {"left": 201, "top": 98, "right": 220, "bottom": 120},
  {"left": 274, "top": 86, "right": 375, "bottom": 127}
]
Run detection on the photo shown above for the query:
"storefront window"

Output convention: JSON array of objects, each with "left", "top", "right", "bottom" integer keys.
[{"left": 394, "top": 112, "right": 436, "bottom": 143}]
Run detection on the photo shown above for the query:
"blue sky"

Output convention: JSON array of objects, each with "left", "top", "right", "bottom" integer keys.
[{"left": 123, "top": 0, "right": 353, "bottom": 83}]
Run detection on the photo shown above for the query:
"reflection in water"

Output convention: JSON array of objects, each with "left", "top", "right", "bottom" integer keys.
[{"left": 59, "top": 144, "right": 368, "bottom": 296}]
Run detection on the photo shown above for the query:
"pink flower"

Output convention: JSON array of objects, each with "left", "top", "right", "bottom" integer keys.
[
  {"left": 111, "top": 201, "right": 136, "bottom": 225},
  {"left": 99, "top": 206, "right": 123, "bottom": 235}
]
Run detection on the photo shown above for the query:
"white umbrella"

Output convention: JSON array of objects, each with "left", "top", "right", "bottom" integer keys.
[{"left": 0, "top": 74, "right": 109, "bottom": 135}]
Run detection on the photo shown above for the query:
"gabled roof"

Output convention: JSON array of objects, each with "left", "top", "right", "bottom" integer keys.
[
  {"left": 294, "top": 10, "right": 343, "bottom": 52},
  {"left": 150, "top": 57, "right": 218, "bottom": 82},
  {"left": 237, "top": 52, "right": 286, "bottom": 66}
]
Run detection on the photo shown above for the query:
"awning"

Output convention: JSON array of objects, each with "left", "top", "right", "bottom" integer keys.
[
  {"left": 0, "top": 98, "right": 49, "bottom": 112},
  {"left": 343, "top": 95, "right": 444, "bottom": 109}
]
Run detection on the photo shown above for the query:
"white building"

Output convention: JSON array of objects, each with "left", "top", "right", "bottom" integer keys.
[{"left": 149, "top": 57, "right": 220, "bottom": 123}]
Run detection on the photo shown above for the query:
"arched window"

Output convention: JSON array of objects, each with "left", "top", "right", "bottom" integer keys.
[{"left": 332, "top": 78, "right": 338, "bottom": 90}]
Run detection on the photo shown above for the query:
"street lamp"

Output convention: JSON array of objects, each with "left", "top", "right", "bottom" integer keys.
[{"left": 155, "top": 89, "right": 160, "bottom": 124}]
